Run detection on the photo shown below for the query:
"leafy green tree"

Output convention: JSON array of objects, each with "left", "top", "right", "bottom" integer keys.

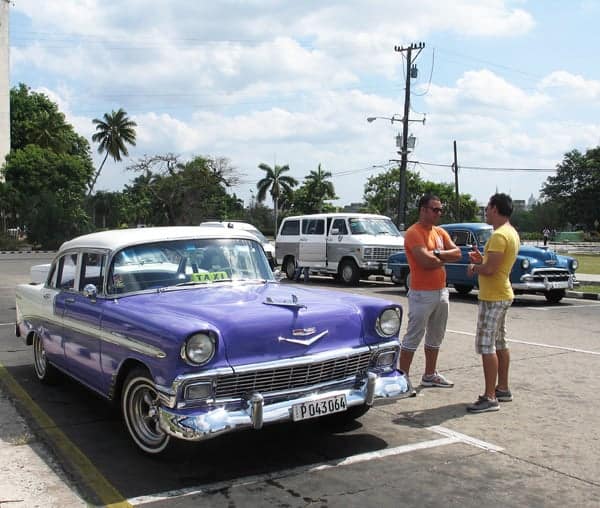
[
  {"left": 363, "top": 167, "right": 478, "bottom": 226},
  {"left": 3, "top": 145, "right": 93, "bottom": 248},
  {"left": 126, "top": 154, "right": 243, "bottom": 226},
  {"left": 89, "top": 108, "right": 137, "bottom": 195},
  {"left": 9, "top": 83, "right": 91, "bottom": 157},
  {"left": 256, "top": 163, "right": 298, "bottom": 231},
  {"left": 541, "top": 148, "right": 600, "bottom": 230}
]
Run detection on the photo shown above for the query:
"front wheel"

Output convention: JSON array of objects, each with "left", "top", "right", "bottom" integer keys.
[
  {"left": 121, "top": 368, "right": 170, "bottom": 454},
  {"left": 453, "top": 284, "right": 474, "bottom": 295},
  {"left": 545, "top": 289, "right": 565, "bottom": 303},
  {"left": 339, "top": 259, "right": 360, "bottom": 286},
  {"left": 284, "top": 257, "right": 296, "bottom": 280},
  {"left": 32, "top": 332, "right": 59, "bottom": 384}
]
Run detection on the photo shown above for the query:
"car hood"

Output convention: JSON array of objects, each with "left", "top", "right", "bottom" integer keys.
[
  {"left": 116, "top": 283, "right": 370, "bottom": 367},
  {"left": 518, "top": 246, "right": 571, "bottom": 267},
  {"left": 354, "top": 234, "right": 404, "bottom": 247}
]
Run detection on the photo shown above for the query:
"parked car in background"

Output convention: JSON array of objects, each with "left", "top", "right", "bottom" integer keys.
[
  {"left": 200, "top": 221, "right": 276, "bottom": 268},
  {"left": 16, "top": 226, "right": 411, "bottom": 454},
  {"left": 387, "top": 222, "right": 578, "bottom": 303},
  {"left": 276, "top": 213, "right": 405, "bottom": 286}
]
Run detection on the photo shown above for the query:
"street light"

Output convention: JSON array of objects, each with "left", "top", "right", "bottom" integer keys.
[{"left": 366, "top": 115, "right": 425, "bottom": 125}]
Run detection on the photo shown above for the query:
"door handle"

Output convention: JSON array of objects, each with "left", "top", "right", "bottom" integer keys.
[
  {"left": 42, "top": 293, "right": 52, "bottom": 300},
  {"left": 65, "top": 297, "right": 76, "bottom": 303}
]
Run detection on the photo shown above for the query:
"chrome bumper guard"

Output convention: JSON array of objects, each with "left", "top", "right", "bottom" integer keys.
[{"left": 158, "top": 368, "right": 411, "bottom": 442}]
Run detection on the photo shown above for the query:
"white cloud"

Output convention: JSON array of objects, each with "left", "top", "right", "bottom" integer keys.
[{"left": 540, "top": 71, "right": 600, "bottom": 101}]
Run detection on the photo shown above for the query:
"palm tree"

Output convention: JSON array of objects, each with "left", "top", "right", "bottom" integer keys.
[
  {"left": 304, "top": 163, "right": 337, "bottom": 212},
  {"left": 256, "top": 163, "right": 298, "bottom": 231},
  {"left": 88, "top": 108, "right": 137, "bottom": 196}
]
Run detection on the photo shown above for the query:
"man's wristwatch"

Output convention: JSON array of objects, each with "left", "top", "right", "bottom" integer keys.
[{"left": 433, "top": 249, "right": 441, "bottom": 259}]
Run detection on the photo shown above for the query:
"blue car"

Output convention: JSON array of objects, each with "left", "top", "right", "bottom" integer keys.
[
  {"left": 386, "top": 222, "right": 578, "bottom": 303},
  {"left": 16, "top": 226, "right": 411, "bottom": 454}
]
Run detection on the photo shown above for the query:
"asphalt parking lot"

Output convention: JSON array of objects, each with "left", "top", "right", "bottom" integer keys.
[{"left": 1, "top": 256, "right": 600, "bottom": 507}]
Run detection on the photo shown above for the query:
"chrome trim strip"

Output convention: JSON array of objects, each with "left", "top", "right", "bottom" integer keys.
[{"left": 278, "top": 330, "right": 328, "bottom": 346}]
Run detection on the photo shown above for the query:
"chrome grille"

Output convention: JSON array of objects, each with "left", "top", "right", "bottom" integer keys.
[
  {"left": 214, "top": 350, "right": 373, "bottom": 399},
  {"left": 364, "top": 247, "right": 403, "bottom": 262},
  {"left": 529, "top": 269, "right": 571, "bottom": 282}
]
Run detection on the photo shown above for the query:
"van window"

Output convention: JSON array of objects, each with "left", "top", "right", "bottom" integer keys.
[
  {"left": 302, "top": 219, "right": 325, "bottom": 235},
  {"left": 280, "top": 220, "right": 300, "bottom": 236},
  {"left": 331, "top": 218, "right": 348, "bottom": 235}
]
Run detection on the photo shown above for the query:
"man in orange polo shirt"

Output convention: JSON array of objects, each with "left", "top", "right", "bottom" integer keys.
[{"left": 399, "top": 194, "right": 461, "bottom": 387}]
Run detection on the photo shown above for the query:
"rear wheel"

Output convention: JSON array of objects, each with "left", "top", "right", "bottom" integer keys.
[
  {"left": 121, "top": 368, "right": 170, "bottom": 454},
  {"left": 339, "top": 259, "right": 360, "bottom": 286},
  {"left": 32, "top": 332, "right": 59, "bottom": 384},
  {"left": 453, "top": 284, "right": 474, "bottom": 295},
  {"left": 545, "top": 289, "right": 565, "bottom": 303}
]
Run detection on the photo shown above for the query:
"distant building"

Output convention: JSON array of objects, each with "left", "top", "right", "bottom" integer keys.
[
  {"left": 527, "top": 193, "right": 537, "bottom": 210},
  {"left": 513, "top": 199, "right": 526, "bottom": 211},
  {"left": 340, "top": 202, "right": 365, "bottom": 213}
]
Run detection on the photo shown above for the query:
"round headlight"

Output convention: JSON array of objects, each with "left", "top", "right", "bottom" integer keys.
[
  {"left": 520, "top": 258, "right": 530, "bottom": 269},
  {"left": 571, "top": 259, "right": 578, "bottom": 270},
  {"left": 182, "top": 333, "right": 215, "bottom": 365},
  {"left": 376, "top": 308, "right": 401, "bottom": 337}
]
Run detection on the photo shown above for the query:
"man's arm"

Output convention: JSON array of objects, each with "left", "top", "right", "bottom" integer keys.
[
  {"left": 439, "top": 236, "right": 461, "bottom": 262},
  {"left": 468, "top": 251, "right": 504, "bottom": 276},
  {"left": 411, "top": 245, "right": 445, "bottom": 270}
]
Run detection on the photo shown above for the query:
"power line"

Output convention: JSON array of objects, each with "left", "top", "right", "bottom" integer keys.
[{"left": 409, "top": 160, "right": 556, "bottom": 172}]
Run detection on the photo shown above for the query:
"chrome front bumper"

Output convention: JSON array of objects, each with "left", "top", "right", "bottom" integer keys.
[
  {"left": 158, "top": 369, "right": 411, "bottom": 442},
  {"left": 513, "top": 273, "right": 576, "bottom": 291}
]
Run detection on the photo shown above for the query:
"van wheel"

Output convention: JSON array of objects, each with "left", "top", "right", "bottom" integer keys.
[
  {"left": 339, "top": 260, "right": 360, "bottom": 286},
  {"left": 284, "top": 257, "right": 296, "bottom": 280}
]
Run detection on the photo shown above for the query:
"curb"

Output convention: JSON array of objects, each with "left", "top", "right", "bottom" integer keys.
[{"left": 566, "top": 290, "right": 600, "bottom": 301}]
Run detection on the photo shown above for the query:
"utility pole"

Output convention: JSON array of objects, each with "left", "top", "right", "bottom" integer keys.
[
  {"left": 394, "top": 42, "right": 424, "bottom": 228},
  {"left": 452, "top": 140, "right": 460, "bottom": 221}
]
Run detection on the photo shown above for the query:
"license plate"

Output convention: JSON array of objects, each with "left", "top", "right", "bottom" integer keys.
[{"left": 292, "top": 394, "right": 347, "bottom": 421}]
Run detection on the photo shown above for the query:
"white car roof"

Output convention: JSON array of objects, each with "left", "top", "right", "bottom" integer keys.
[
  {"left": 199, "top": 221, "right": 260, "bottom": 232},
  {"left": 281, "top": 213, "right": 391, "bottom": 221},
  {"left": 59, "top": 226, "right": 258, "bottom": 253}
]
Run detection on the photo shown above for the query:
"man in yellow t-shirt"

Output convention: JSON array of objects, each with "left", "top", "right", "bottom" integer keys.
[
  {"left": 399, "top": 194, "right": 461, "bottom": 389},
  {"left": 466, "top": 193, "right": 520, "bottom": 413}
]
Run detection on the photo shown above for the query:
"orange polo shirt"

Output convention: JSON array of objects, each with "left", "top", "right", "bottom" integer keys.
[{"left": 404, "top": 222, "right": 452, "bottom": 290}]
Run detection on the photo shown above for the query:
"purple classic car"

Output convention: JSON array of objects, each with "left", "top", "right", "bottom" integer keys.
[{"left": 16, "top": 227, "right": 411, "bottom": 454}]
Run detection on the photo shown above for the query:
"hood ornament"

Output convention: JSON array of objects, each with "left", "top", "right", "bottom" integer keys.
[
  {"left": 278, "top": 330, "right": 328, "bottom": 346},
  {"left": 264, "top": 293, "right": 306, "bottom": 309}
]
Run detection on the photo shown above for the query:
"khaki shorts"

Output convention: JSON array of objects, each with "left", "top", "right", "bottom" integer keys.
[
  {"left": 475, "top": 300, "right": 512, "bottom": 354},
  {"left": 401, "top": 288, "right": 449, "bottom": 352}
]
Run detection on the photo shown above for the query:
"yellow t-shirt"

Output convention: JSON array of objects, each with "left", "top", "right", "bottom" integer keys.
[{"left": 478, "top": 223, "right": 520, "bottom": 301}]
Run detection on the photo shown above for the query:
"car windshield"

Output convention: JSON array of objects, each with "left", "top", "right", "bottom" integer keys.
[
  {"left": 476, "top": 229, "right": 492, "bottom": 245},
  {"left": 108, "top": 238, "right": 273, "bottom": 294},
  {"left": 348, "top": 217, "right": 402, "bottom": 236}
]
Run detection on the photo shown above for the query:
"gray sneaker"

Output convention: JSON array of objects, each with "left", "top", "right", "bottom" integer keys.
[
  {"left": 421, "top": 371, "right": 454, "bottom": 388},
  {"left": 495, "top": 388, "right": 513, "bottom": 402},
  {"left": 467, "top": 395, "right": 499, "bottom": 413}
]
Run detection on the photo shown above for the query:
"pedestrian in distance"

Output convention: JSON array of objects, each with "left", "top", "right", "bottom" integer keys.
[
  {"left": 466, "top": 193, "right": 520, "bottom": 413},
  {"left": 543, "top": 226, "right": 550, "bottom": 247},
  {"left": 399, "top": 193, "right": 462, "bottom": 389}
]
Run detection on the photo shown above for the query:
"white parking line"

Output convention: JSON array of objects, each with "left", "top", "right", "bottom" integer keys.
[
  {"left": 525, "top": 303, "right": 600, "bottom": 311},
  {"left": 447, "top": 329, "right": 600, "bottom": 356},
  {"left": 0, "top": 322, "right": 14, "bottom": 326},
  {"left": 127, "top": 428, "right": 502, "bottom": 506}
]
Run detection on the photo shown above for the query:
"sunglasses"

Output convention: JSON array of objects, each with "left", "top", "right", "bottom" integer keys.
[{"left": 426, "top": 206, "right": 443, "bottom": 214}]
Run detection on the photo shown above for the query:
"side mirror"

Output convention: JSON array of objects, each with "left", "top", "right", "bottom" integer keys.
[
  {"left": 331, "top": 228, "right": 340, "bottom": 235},
  {"left": 82, "top": 284, "right": 98, "bottom": 300},
  {"left": 272, "top": 269, "right": 287, "bottom": 281}
]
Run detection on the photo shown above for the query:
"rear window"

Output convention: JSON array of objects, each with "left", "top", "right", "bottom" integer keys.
[{"left": 280, "top": 220, "right": 300, "bottom": 236}]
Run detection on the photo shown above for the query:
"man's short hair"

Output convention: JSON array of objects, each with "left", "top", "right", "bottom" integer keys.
[
  {"left": 417, "top": 193, "right": 440, "bottom": 210},
  {"left": 489, "top": 193, "right": 513, "bottom": 217}
]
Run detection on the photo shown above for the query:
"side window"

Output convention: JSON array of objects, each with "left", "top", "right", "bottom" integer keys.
[
  {"left": 302, "top": 219, "right": 324, "bottom": 235},
  {"left": 56, "top": 253, "right": 78, "bottom": 291},
  {"left": 450, "top": 230, "right": 471, "bottom": 247},
  {"left": 331, "top": 218, "right": 348, "bottom": 235},
  {"left": 280, "top": 220, "right": 300, "bottom": 236},
  {"left": 80, "top": 252, "right": 106, "bottom": 292}
]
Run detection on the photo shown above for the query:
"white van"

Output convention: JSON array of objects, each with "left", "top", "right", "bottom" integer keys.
[{"left": 276, "top": 213, "right": 404, "bottom": 285}]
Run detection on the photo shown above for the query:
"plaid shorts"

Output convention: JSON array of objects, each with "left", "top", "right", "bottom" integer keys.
[{"left": 475, "top": 300, "right": 512, "bottom": 354}]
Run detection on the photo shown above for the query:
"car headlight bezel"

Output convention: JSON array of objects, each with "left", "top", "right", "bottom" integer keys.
[
  {"left": 571, "top": 259, "right": 578, "bottom": 271},
  {"left": 521, "top": 258, "right": 530, "bottom": 270},
  {"left": 376, "top": 308, "right": 401, "bottom": 338},
  {"left": 181, "top": 332, "right": 216, "bottom": 366}
]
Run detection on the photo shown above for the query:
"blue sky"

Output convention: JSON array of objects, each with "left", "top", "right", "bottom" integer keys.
[{"left": 6, "top": 0, "right": 600, "bottom": 208}]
